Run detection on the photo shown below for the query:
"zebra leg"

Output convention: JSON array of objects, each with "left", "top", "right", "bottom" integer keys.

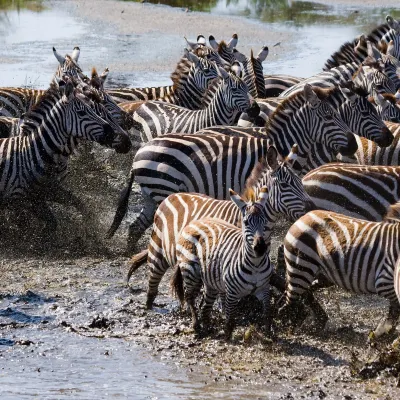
[
  {"left": 224, "top": 293, "right": 239, "bottom": 341},
  {"left": 255, "top": 285, "right": 272, "bottom": 336},
  {"left": 200, "top": 288, "right": 218, "bottom": 334},
  {"left": 146, "top": 257, "right": 173, "bottom": 309},
  {"left": 127, "top": 197, "right": 158, "bottom": 254},
  {"left": 371, "top": 300, "right": 400, "bottom": 341}
]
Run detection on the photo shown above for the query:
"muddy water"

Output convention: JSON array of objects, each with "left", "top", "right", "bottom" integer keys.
[{"left": 1, "top": 1, "right": 400, "bottom": 399}]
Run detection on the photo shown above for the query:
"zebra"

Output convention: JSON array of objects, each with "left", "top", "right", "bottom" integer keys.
[
  {"left": 127, "top": 145, "right": 314, "bottom": 309},
  {"left": 107, "top": 84, "right": 356, "bottom": 248},
  {"left": 0, "top": 46, "right": 86, "bottom": 118},
  {"left": 232, "top": 46, "right": 269, "bottom": 98},
  {"left": 280, "top": 59, "right": 397, "bottom": 98},
  {"left": 263, "top": 75, "right": 304, "bottom": 98},
  {"left": 278, "top": 207, "right": 400, "bottom": 340},
  {"left": 323, "top": 15, "right": 400, "bottom": 70},
  {"left": 208, "top": 34, "right": 238, "bottom": 65},
  {"left": 0, "top": 77, "right": 131, "bottom": 235},
  {"left": 131, "top": 66, "right": 259, "bottom": 142},
  {"left": 171, "top": 188, "right": 273, "bottom": 340},
  {"left": 303, "top": 118, "right": 400, "bottom": 175},
  {"left": 238, "top": 83, "right": 393, "bottom": 149},
  {"left": 106, "top": 51, "right": 220, "bottom": 108},
  {"left": 302, "top": 162, "right": 400, "bottom": 222}
]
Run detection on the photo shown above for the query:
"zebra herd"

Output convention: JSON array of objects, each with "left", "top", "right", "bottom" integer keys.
[{"left": 2, "top": 15, "right": 400, "bottom": 344}]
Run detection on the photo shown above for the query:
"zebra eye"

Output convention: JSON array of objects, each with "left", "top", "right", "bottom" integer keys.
[{"left": 77, "top": 110, "right": 87, "bottom": 117}]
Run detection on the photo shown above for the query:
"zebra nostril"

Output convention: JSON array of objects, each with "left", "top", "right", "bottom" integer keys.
[
  {"left": 339, "top": 132, "right": 358, "bottom": 156},
  {"left": 246, "top": 101, "right": 260, "bottom": 118}
]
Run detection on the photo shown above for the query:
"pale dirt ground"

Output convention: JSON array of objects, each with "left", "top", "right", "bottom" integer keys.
[{"left": 1, "top": 0, "right": 400, "bottom": 398}]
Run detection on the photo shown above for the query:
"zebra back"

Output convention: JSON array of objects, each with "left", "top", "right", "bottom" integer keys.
[
  {"left": 302, "top": 162, "right": 400, "bottom": 221},
  {"left": 263, "top": 74, "right": 304, "bottom": 98}
]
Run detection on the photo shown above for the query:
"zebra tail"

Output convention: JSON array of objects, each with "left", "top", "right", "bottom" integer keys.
[
  {"left": 106, "top": 168, "right": 135, "bottom": 239},
  {"left": 127, "top": 249, "right": 148, "bottom": 284},
  {"left": 170, "top": 265, "right": 185, "bottom": 304}
]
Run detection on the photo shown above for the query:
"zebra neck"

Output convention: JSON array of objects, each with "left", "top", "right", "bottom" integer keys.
[
  {"left": 266, "top": 101, "right": 315, "bottom": 160},
  {"left": 170, "top": 81, "right": 203, "bottom": 109},
  {"left": 202, "top": 86, "right": 238, "bottom": 126},
  {"left": 242, "top": 244, "right": 270, "bottom": 270}
]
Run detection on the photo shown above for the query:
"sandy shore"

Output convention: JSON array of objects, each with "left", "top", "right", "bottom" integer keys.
[{"left": 307, "top": 0, "right": 398, "bottom": 7}]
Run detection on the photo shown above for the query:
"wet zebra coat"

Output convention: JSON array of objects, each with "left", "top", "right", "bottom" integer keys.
[
  {"left": 127, "top": 147, "right": 313, "bottom": 308},
  {"left": 281, "top": 208, "right": 400, "bottom": 338},
  {"left": 0, "top": 78, "right": 131, "bottom": 235},
  {"left": 172, "top": 189, "right": 273, "bottom": 339},
  {"left": 107, "top": 84, "right": 355, "bottom": 248}
]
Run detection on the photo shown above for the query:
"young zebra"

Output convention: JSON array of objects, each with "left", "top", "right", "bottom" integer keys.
[
  {"left": 0, "top": 47, "right": 86, "bottom": 118},
  {"left": 131, "top": 67, "right": 259, "bottom": 142},
  {"left": 171, "top": 188, "right": 273, "bottom": 339},
  {"left": 127, "top": 145, "right": 314, "bottom": 309},
  {"left": 279, "top": 207, "right": 400, "bottom": 339},
  {"left": 0, "top": 77, "right": 131, "bottom": 234},
  {"left": 106, "top": 51, "right": 220, "bottom": 108},
  {"left": 323, "top": 15, "right": 400, "bottom": 70},
  {"left": 107, "top": 84, "right": 355, "bottom": 247}
]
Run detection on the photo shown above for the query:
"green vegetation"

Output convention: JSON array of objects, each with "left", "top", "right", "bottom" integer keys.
[{"left": 0, "top": 0, "right": 44, "bottom": 12}]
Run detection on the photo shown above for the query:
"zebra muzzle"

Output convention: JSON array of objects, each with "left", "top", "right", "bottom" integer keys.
[
  {"left": 253, "top": 236, "right": 267, "bottom": 257},
  {"left": 246, "top": 101, "right": 260, "bottom": 119},
  {"left": 338, "top": 132, "right": 358, "bottom": 156},
  {"left": 375, "top": 126, "right": 394, "bottom": 147}
]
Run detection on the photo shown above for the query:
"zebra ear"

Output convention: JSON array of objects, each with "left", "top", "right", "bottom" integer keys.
[
  {"left": 303, "top": 84, "right": 321, "bottom": 107},
  {"left": 208, "top": 35, "right": 219, "bottom": 50},
  {"left": 71, "top": 46, "right": 80, "bottom": 62},
  {"left": 266, "top": 145, "right": 278, "bottom": 171},
  {"left": 367, "top": 41, "right": 380, "bottom": 61},
  {"left": 230, "top": 62, "right": 242, "bottom": 78},
  {"left": 185, "top": 49, "right": 201, "bottom": 67},
  {"left": 285, "top": 144, "right": 299, "bottom": 167},
  {"left": 53, "top": 47, "right": 65, "bottom": 66},
  {"left": 229, "top": 189, "right": 247, "bottom": 212},
  {"left": 218, "top": 66, "right": 230, "bottom": 80},
  {"left": 197, "top": 35, "right": 206, "bottom": 46},
  {"left": 233, "top": 49, "right": 247, "bottom": 64},
  {"left": 257, "top": 46, "right": 269, "bottom": 62},
  {"left": 387, "top": 15, "right": 400, "bottom": 34},
  {"left": 257, "top": 187, "right": 269, "bottom": 207},
  {"left": 387, "top": 40, "right": 395, "bottom": 56},
  {"left": 99, "top": 68, "right": 109, "bottom": 86},
  {"left": 339, "top": 85, "right": 358, "bottom": 103},
  {"left": 227, "top": 33, "right": 238, "bottom": 49},
  {"left": 184, "top": 36, "right": 198, "bottom": 50},
  {"left": 354, "top": 35, "right": 366, "bottom": 54}
]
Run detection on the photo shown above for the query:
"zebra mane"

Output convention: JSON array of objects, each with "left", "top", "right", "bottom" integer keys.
[
  {"left": 369, "top": 92, "right": 398, "bottom": 105},
  {"left": 366, "top": 22, "right": 391, "bottom": 44},
  {"left": 217, "top": 40, "right": 229, "bottom": 54},
  {"left": 23, "top": 82, "right": 59, "bottom": 121},
  {"left": 241, "top": 157, "right": 268, "bottom": 202},
  {"left": 170, "top": 56, "right": 192, "bottom": 90},
  {"left": 384, "top": 202, "right": 400, "bottom": 223}
]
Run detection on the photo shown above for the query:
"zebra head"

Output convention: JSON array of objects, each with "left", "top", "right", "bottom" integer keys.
[
  {"left": 183, "top": 50, "right": 220, "bottom": 93},
  {"left": 371, "top": 92, "right": 400, "bottom": 123},
  {"left": 52, "top": 47, "right": 88, "bottom": 83},
  {"left": 230, "top": 187, "right": 269, "bottom": 258},
  {"left": 384, "top": 16, "right": 400, "bottom": 59},
  {"left": 338, "top": 83, "right": 393, "bottom": 147},
  {"left": 303, "top": 84, "right": 357, "bottom": 158},
  {"left": 218, "top": 67, "right": 259, "bottom": 118},
  {"left": 208, "top": 34, "right": 238, "bottom": 65},
  {"left": 264, "top": 145, "right": 315, "bottom": 222},
  {"left": 233, "top": 46, "right": 269, "bottom": 98},
  {"left": 57, "top": 78, "right": 131, "bottom": 153},
  {"left": 86, "top": 67, "right": 133, "bottom": 130}
]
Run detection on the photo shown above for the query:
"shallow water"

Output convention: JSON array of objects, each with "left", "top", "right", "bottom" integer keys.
[
  {"left": 0, "top": 1, "right": 399, "bottom": 88},
  {"left": 1, "top": 0, "right": 400, "bottom": 398}
]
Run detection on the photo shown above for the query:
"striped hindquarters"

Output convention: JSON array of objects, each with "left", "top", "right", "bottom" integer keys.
[
  {"left": 263, "top": 75, "right": 304, "bottom": 97},
  {"left": 284, "top": 210, "right": 398, "bottom": 302},
  {"left": 0, "top": 88, "right": 46, "bottom": 118}
]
